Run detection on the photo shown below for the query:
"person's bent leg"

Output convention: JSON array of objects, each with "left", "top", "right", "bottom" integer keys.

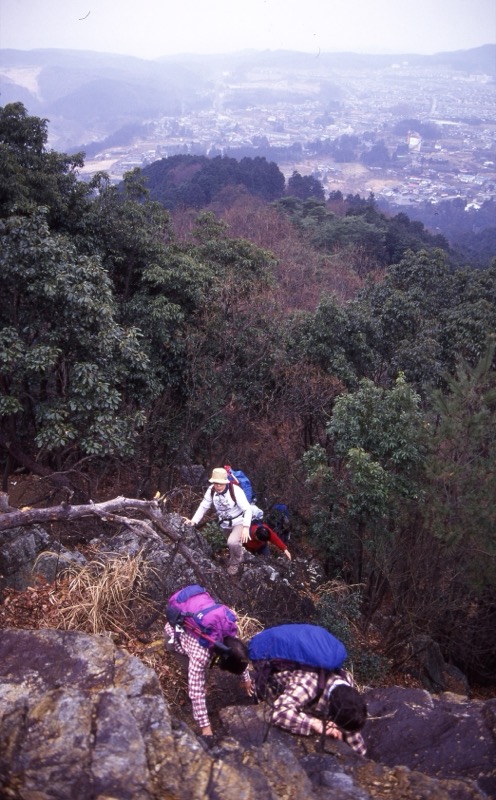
[{"left": 227, "top": 524, "right": 244, "bottom": 574}]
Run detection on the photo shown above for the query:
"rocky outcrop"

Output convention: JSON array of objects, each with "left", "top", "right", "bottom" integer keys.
[
  {"left": 0, "top": 627, "right": 215, "bottom": 800},
  {"left": 408, "top": 634, "right": 471, "bottom": 694},
  {"left": 101, "top": 520, "right": 319, "bottom": 628},
  {"left": 0, "top": 524, "right": 88, "bottom": 591},
  {"left": 1, "top": 628, "right": 494, "bottom": 800},
  {"left": 1, "top": 503, "right": 495, "bottom": 798},
  {"left": 365, "top": 686, "right": 496, "bottom": 799}
]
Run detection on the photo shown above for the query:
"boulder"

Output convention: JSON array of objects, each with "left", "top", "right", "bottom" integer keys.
[
  {"left": 0, "top": 524, "right": 88, "bottom": 592},
  {"left": 0, "top": 524, "right": 50, "bottom": 590},
  {"left": 0, "top": 628, "right": 220, "bottom": 800},
  {"left": 408, "top": 634, "right": 470, "bottom": 694},
  {"left": 220, "top": 699, "right": 493, "bottom": 800},
  {"left": 365, "top": 686, "right": 496, "bottom": 798},
  {"left": 1, "top": 507, "right": 494, "bottom": 799},
  {"left": 102, "top": 523, "right": 318, "bottom": 628},
  {"left": 1, "top": 628, "right": 493, "bottom": 800}
]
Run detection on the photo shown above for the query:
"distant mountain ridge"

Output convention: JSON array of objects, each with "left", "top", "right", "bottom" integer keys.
[
  {"left": 0, "top": 48, "right": 209, "bottom": 149},
  {"left": 1, "top": 45, "right": 494, "bottom": 152},
  {"left": 158, "top": 43, "right": 496, "bottom": 74}
]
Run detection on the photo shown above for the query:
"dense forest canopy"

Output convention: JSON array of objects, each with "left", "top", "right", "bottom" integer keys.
[
  {"left": 1, "top": 102, "right": 495, "bottom": 685},
  {"left": 141, "top": 153, "right": 286, "bottom": 207},
  {"left": 140, "top": 153, "right": 496, "bottom": 271}
]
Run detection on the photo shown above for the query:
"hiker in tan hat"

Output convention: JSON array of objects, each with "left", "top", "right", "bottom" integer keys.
[{"left": 184, "top": 467, "right": 252, "bottom": 575}]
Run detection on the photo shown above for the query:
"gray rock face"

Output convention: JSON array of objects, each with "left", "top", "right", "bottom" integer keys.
[
  {"left": 220, "top": 701, "right": 494, "bottom": 800},
  {"left": 365, "top": 686, "right": 496, "bottom": 799},
  {"left": 0, "top": 628, "right": 210, "bottom": 800},
  {"left": 0, "top": 524, "right": 87, "bottom": 591},
  {"left": 1, "top": 629, "right": 493, "bottom": 800},
  {"left": 1, "top": 510, "right": 494, "bottom": 799},
  {"left": 0, "top": 525, "right": 51, "bottom": 590}
]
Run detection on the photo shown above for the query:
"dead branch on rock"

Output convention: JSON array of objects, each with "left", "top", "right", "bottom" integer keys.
[
  {"left": 0, "top": 492, "right": 204, "bottom": 583},
  {"left": 0, "top": 494, "right": 155, "bottom": 532}
]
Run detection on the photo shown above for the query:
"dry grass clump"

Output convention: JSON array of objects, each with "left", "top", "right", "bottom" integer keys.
[
  {"left": 37, "top": 550, "right": 157, "bottom": 637},
  {"left": 235, "top": 612, "right": 264, "bottom": 642}
]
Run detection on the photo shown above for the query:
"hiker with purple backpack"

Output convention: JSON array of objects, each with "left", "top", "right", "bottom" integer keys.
[
  {"left": 184, "top": 466, "right": 253, "bottom": 576},
  {"left": 164, "top": 584, "right": 254, "bottom": 740}
]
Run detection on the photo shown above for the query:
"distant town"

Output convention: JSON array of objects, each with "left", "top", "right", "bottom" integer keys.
[{"left": 78, "top": 58, "right": 496, "bottom": 210}]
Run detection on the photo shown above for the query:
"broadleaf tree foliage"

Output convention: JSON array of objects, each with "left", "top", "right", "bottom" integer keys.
[{"left": 1, "top": 103, "right": 495, "bottom": 684}]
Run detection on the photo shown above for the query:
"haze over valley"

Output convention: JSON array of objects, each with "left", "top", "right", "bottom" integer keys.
[{"left": 1, "top": 45, "right": 495, "bottom": 217}]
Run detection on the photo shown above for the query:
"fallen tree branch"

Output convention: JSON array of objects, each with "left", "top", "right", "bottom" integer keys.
[
  {"left": 95, "top": 506, "right": 205, "bottom": 579},
  {"left": 0, "top": 492, "right": 206, "bottom": 584},
  {"left": 0, "top": 494, "right": 156, "bottom": 533}
]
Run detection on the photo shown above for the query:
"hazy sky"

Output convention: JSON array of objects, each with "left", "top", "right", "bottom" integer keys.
[{"left": 1, "top": 0, "right": 495, "bottom": 59}]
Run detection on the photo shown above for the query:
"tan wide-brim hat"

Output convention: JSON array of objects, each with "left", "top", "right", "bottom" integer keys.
[{"left": 209, "top": 467, "right": 230, "bottom": 484}]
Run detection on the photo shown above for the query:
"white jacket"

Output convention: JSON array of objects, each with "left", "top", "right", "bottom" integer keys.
[{"left": 191, "top": 483, "right": 252, "bottom": 530}]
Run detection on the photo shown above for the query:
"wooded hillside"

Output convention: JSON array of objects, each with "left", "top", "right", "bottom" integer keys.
[{"left": 1, "top": 102, "right": 495, "bottom": 686}]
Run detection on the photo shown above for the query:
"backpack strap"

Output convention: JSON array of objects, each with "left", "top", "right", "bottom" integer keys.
[
  {"left": 211, "top": 483, "right": 240, "bottom": 526},
  {"left": 165, "top": 604, "right": 183, "bottom": 628},
  {"left": 308, "top": 668, "right": 331, "bottom": 707},
  {"left": 192, "top": 603, "right": 221, "bottom": 626},
  {"left": 178, "top": 610, "right": 232, "bottom": 651},
  {"left": 210, "top": 483, "right": 237, "bottom": 502}
]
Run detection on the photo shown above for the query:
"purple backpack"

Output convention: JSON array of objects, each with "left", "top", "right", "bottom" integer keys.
[{"left": 166, "top": 584, "right": 239, "bottom": 648}]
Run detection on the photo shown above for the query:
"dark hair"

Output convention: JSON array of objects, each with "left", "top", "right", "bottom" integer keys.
[
  {"left": 216, "top": 636, "right": 249, "bottom": 675},
  {"left": 255, "top": 526, "right": 270, "bottom": 542},
  {"left": 327, "top": 684, "right": 367, "bottom": 733}
]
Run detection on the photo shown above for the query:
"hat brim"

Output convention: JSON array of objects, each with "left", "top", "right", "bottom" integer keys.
[{"left": 209, "top": 478, "right": 230, "bottom": 484}]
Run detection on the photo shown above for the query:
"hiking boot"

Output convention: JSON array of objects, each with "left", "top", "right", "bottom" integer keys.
[{"left": 199, "top": 734, "right": 214, "bottom": 750}]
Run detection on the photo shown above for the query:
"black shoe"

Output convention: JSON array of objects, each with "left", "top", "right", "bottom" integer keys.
[{"left": 199, "top": 734, "right": 214, "bottom": 750}]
